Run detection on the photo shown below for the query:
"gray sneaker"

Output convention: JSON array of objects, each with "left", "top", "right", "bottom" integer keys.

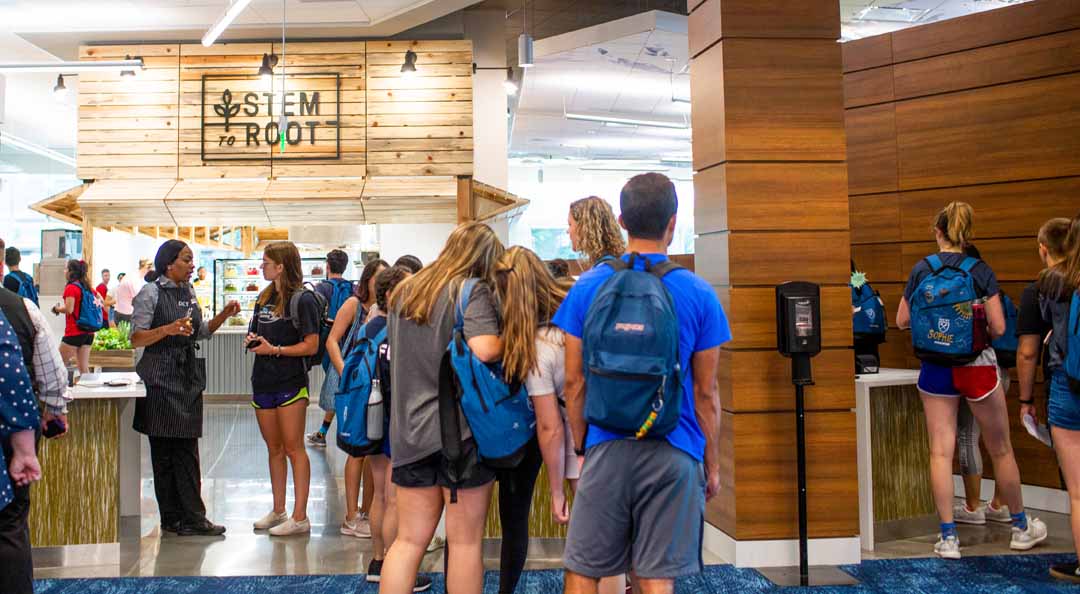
[
  {"left": 1011, "top": 517, "right": 1048, "bottom": 551},
  {"left": 953, "top": 503, "right": 986, "bottom": 525},
  {"left": 934, "top": 535, "right": 961, "bottom": 560},
  {"left": 305, "top": 431, "right": 327, "bottom": 447},
  {"left": 986, "top": 503, "right": 1012, "bottom": 524}
]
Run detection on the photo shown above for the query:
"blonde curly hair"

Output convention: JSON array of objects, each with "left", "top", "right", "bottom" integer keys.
[{"left": 569, "top": 196, "right": 625, "bottom": 267}]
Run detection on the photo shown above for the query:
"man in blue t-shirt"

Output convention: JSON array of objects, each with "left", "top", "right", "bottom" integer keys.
[{"left": 554, "top": 173, "right": 731, "bottom": 593}]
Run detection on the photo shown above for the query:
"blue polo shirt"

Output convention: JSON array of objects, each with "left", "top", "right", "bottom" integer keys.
[{"left": 552, "top": 253, "right": 731, "bottom": 461}]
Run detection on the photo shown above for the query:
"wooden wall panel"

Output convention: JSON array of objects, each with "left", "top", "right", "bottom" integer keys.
[
  {"left": 718, "top": 348, "right": 855, "bottom": 412},
  {"left": 365, "top": 40, "right": 473, "bottom": 177},
  {"left": 78, "top": 40, "right": 472, "bottom": 183},
  {"left": 843, "top": 66, "right": 894, "bottom": 109},
  {"left": 728, "top": 231, "right": 850, "bottom": 286},
  {"left": 897, "top": 178, "right": 1080, "bottom": 242},
  {"left": 895, "top": 74, "right": 1080, "bottom": 191},
  {"left": 689, "top": 0, "right": 839, "bottom": 58},
  {"left": 709, "top": 410, "right": 858, "bottom": 540},
  {"left": 844, "top": 104, "right": 898, "bottom": 196},
  {"left": 850, "top": 194, "right": 900, "bottom": 244},
  {"left": 720, "top": 286, "right": 851, "bottom": 350},
  {"left": 77, "top": 44, "right": 180, "bottom": 180},
  {"left": 842, "top": 35, "right": 892, "bottom": 73},
  {"left": 718, "top": 163, "right": 849, "bottom": 233},
  {"left": 889, "top": 0, "right": 1080, "bottom": 64},
  {"left": 845, "top": 0, "right": 1080, "bottom": 497},
  {"left": 893, "top": 28, "right": 1080, "bottom": 101}
]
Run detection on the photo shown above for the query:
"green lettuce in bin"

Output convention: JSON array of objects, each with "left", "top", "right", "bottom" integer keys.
[{"left": 92, "top": 322, "right": 133, "bottom": 351}]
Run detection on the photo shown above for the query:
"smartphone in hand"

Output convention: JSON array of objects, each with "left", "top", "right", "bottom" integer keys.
[
  {"left": 246, "top": 337, "right": 264, "bottom": 351},
  {"left": 44, "top": 418, "right": 67, "bottom": 439}
]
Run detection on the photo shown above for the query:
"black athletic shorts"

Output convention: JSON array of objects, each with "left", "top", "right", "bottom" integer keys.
[
  {"left": 61, "top": 333, "right": 94, "bottom": 347},
  {"left": 392, "top": 438, "right": 495, "bottom": 489}
]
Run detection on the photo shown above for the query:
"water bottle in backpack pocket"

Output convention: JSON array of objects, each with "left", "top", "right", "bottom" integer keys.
[
  {"left": 334, "top": 323, "right": 386, "bottom": 456},
  {"left": 438, "top": 279, "right": 535, "bottom": 471},
  {"left": 991, "top": 291, "right": 1019, "bottom": 369},
  {"left": 582, "top": 254, "right": 683, "bottom": 439},
  {"left": 70, "top": 282, "right": 104, "bottom": 332},
  {"left": 909, "top": 255, "right": 983, "bottom": 366},
  {"left": 1064, "top": 292, "right": 1080, "bottom": 394}
]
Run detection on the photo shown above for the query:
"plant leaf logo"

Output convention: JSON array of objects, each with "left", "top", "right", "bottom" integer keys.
[{"left": 213, "top": 89, "right": 242, "bottom": 132}]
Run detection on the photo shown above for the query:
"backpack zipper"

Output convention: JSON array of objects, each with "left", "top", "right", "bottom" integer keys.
[{"left": 588, "top": 367, "right": 664, "bottom": 382}]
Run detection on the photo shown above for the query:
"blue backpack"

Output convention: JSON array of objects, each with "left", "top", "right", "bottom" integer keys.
[
  {"left": 1064, "top": 292, "right": 1080, "bottom": 394},
  {"left": 991, "top": 291, "right": 1019, "bottom": 369},
  {"left": 582, "top": 253, "right": 683, "bottom": 439},
  {"left": 334, "top": 317, "right": 386, "bottom": 456},
  {"left": 8, "top": 271, "right": 38, "bottom": 306},
  {"left": 439, "top": 279, "right": 535, "bottom": 477},
  {"left": 852, "top": 282, "right": 886, "bottom": 337},
  {"left": 69, "top": 282, "right": 104, "bottom": 332},
  {"left": 909, "top": 255, "right": 982, "bottom": 366},
  {"left": 325, "top": 278, "right": 355, "bottom": 322}
]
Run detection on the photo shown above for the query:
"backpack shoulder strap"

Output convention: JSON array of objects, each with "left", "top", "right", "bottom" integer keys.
[
  {"left": 287, "top": 288, "right": 308, "bottom": 330},
  {"left": 960, "top": 257, "right": 978, "bottom": 273},
  {"left": 925, "top": 254, "right": 943, "bottom": 273},
  {"left": 455, "top": 279, "right": 478, "bottom": 331},
  {"left": 648, "top": 259, "right": 683, "bottom": 281}
]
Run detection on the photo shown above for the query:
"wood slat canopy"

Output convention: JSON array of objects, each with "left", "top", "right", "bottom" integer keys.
[{"left": 32, "top": 176, "right": 529, "bottom": 231}]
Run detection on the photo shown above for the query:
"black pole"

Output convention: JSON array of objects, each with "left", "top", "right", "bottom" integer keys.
[{"left": 794, "top": 380, "right": 803, "bottom": 587}]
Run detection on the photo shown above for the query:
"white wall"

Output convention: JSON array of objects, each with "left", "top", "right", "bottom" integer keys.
[{"left": 377, "top": 223, "right": 456, "bottom": 266}]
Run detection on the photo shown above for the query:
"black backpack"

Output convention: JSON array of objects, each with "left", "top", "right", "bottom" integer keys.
[{"left": 288, "top": 284, "right": 329, "bottom": 371}]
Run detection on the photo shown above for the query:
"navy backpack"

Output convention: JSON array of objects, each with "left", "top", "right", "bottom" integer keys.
[
  {"left": 8, "top": 271, "right": 38, "bottom": 306},
  {"left": 1065, "top": 291, "right": 1080, "bottom": 394},
  {"left": 852, "top": 282, "right": 886, "bottom": 338},
  {"left": 334, "top": 318, "right": 386, "bottom": 456},
  {"left": 69, "top": 282, "right": 104, "bottom": 332},
  {"left": 582, "top": 253, "right": 683, "bottom": 439},
  {"left": 909, "top": 255, "right": 982, "bottom": 366},
  {"left": 439, "top": 279, "right": 535, "bottom": 478},
  {"left": 991, "top": 291, "right": 1019, "bottom": 369}
]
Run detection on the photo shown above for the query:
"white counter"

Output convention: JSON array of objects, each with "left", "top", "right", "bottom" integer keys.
[
  {"left": 856, "top": 368, "right": 920, "bottom": 551},
  {"left": 71, "top": 372, "right": 145, "bottom": 401}
]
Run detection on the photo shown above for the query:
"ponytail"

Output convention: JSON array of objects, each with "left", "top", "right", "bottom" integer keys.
[{"left": 934, "top": 201, "right": 974, "bottom": 247}]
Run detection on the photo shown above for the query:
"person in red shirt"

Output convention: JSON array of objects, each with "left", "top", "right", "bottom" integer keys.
[
  {"left": 50, "top": 260, "right": 99, "bottom": 374},
  {"left": 96, "top": 268, "right": 114, "bottom": 329}
]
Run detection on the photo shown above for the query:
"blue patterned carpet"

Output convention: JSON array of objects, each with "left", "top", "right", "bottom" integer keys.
[{"left": 33, "top": 554, "right": 1080, "bottom": 593}]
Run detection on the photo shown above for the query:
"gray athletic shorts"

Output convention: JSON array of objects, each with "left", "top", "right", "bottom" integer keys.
[{"left": 563, "top": 438, "right": 705, "bottom": 580}]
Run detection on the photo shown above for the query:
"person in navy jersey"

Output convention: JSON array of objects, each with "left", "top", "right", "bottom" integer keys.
[
  {"left": 0, "top": 309, "right": 41, "bottom": 594},
  {"left": 554, "top": 173, "right": 730, "bottom": 594}
]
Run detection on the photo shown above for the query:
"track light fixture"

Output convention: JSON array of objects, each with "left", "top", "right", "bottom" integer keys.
[
  {"left": 53, "top": 74, "right": 67, "bottom": 98},
  {"left": 120, "top": 54, "right": 137, "bottom": 77},
  {"left": 401, "top": 49, "right": 418, "bottom": 76},
  {"left": 258, "top": 53, "right": 278, "bottom": 82}
]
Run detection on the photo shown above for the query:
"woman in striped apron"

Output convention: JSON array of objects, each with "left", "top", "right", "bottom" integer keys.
[{"left": 131, "top": 240, "right": 240, "bottom": 537}]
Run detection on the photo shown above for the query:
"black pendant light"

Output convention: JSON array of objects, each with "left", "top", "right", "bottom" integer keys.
[{"left": 401, "top": 49, "right": 418, "bottom": 76}]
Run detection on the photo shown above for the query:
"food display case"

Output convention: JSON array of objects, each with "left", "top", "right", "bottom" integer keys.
[{"left": 214, "top": 258, "right": 326, "bottom": 330}]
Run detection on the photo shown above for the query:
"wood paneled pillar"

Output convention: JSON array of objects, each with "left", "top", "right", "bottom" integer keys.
[{"left": 689, "top": 0, "right": 857, "bottom": 548}]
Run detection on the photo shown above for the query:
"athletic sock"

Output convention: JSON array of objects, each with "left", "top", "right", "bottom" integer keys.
[
  {"left": 941, "top": 522, "right": 957, "bottom": 539},
  {"left": 1011, "top": 511, "right": 1028, "bottom": 531},
  {"left": 319, "top": 421, "right": 331, "bottom": 435}
]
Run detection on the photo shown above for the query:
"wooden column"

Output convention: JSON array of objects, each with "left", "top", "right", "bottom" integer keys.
[
  {"left": 81, "top": 216, "right": 95, "bottom": 275},
  {"left": 689, "top": 0, "right": 857, "bottom": 545},
  {"left": 456, "top": 175, "right": 474, "bottom": 223}
]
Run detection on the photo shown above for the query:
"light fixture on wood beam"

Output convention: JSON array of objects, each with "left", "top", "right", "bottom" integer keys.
[{"left": 401, "top": 50, "right": 418, "bottom": 77}]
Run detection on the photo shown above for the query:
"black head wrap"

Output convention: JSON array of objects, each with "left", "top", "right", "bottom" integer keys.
[{"left": 154, "top": 240, "right": 188, "bottom": 277}]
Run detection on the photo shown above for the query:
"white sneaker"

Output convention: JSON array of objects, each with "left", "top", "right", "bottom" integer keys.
[
  {"left": 269, "top": 517, "right": 311, "bottom": 537},
  {"left": 934, "top": 535, "right": 961, "bottom": 559},
  {"left": 253, "top": 511, "right": 289, "bottom": 531},
  {"left": 953, "top": 503, "right": 986, "bottom": 525},
  {"left": 986, "top": 503, "right": 1012, "bottom": 524},
  {"left": 1010, "top": 516, "right": 1048, "bottom": 550},
  {"left": 341, "top": 514, "right": 372, "bottom": 538}
]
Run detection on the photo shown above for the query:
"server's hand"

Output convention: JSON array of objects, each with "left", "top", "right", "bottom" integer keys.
[
  {"left": 164, "top": 317, "right": 194, "bottom": 337},
  {"left": 222, "top": 300, "right": 242, "bottom": 317}
]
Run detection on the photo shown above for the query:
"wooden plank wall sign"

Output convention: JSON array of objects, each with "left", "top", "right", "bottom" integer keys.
[
  {"left": 843, "top": 0, "right": 1080, "bottom": 489},
  {"left": 77, "top": 40, "right": 472, "bottom": 181}
]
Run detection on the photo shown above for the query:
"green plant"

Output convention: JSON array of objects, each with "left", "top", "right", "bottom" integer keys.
[{"left": 92, "top": 321, "right": 133, "bottom": 351}]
